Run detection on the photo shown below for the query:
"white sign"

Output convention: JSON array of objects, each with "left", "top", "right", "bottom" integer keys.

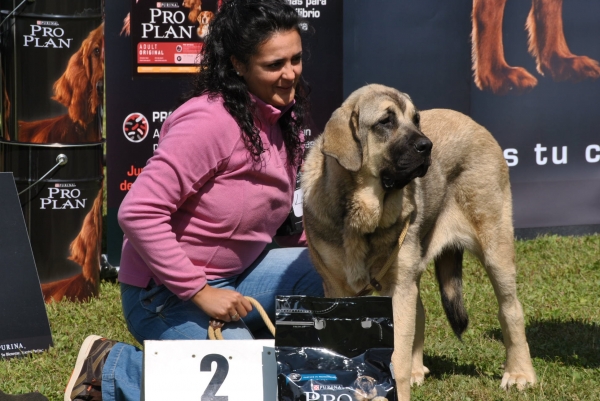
[{"left": 142, "top": 340, "right": 277, "bottom": 401}]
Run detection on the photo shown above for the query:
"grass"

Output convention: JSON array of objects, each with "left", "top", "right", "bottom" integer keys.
[{"left": 1, "top": 235, "right": 599, "bottom": 400}]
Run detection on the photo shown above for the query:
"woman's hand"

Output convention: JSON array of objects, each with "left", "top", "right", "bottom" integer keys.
[{"left": 192, "top": 285, "right": 253, "bottom": 328}]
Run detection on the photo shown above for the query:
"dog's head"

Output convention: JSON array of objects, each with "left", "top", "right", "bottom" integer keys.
[
  {"left": 183, "top": 0, "right": 202, "bottom": 23},
  {"left": 52, "top": 23, "right": 104, "bottom": 127},
  {"left": 182, "top": 0, "right": 201, "bottom": 8},
  {"left": 322, "top": 84, "right": 432, "bottom": 191},
  {"left": 197, "top": 11, "right": 214, "bottom": 38},
  {"left": 353, "top": 375, "right": 378, "bottom": 401}
]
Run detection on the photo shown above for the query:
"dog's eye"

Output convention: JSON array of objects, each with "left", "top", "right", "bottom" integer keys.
[
  {"left": 413, "top": 112, "right": 420, "bottom": 127},
  {"left": 94, "top": 47, "right": 101, "bottom": 56},
  {"left": 378, "top": 116, "right": 393, "bottom": 128}
]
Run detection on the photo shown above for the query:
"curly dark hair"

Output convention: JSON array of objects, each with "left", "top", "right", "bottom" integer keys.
[{"left": 182, "top": 0, "right": 310, "bottom": 166}]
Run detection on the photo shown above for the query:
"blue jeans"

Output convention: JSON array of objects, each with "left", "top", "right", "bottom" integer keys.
[{"left": 101, "top": 247, "right": 323, "bottom": 401}]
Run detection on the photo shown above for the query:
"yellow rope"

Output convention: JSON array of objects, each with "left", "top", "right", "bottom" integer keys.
[{"left": 208, "top": 296, "right": 275, "bottom": 340}]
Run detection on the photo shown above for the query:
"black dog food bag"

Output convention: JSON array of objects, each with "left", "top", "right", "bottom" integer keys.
[{"left": 275, "top": 295, "right": 397, "bottom": 401}]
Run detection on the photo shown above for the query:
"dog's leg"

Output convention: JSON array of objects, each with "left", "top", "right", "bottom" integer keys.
[
  {"left": 391, "top": 240, "right": 425, "bottom": 401},
  {"left": 526, "top": 0, "right": 600, "bottom": 82},
  {"left": 391, "top": 282, "right": 419, "bottom": 401},
  {"left": 479, "top": 232, "right": 537, "bottom": 390},
  {"left": 472, "top": 0, "right": 538, "bottom": 94},
  {"left": 410, "top": 289, "right": 430, "bottom": 386}
]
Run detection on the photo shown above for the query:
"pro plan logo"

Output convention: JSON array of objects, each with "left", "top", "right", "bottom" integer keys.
[{"left": 123, "top": 113, "right": 149, "bottom": 143}]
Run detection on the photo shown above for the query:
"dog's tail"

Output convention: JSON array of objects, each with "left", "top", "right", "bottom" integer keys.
[{"left": 434, "top": 247, "right": 469, "bottom": 339}]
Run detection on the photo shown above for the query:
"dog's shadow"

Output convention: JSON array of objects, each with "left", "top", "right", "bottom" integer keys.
[
  {"left": 422, "top": 355, "right": 479, "bottom": 379},
  {"left": 487, "top": 318, "right": 600, "bottom": 369}
]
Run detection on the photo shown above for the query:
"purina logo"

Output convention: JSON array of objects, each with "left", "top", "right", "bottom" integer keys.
[
  {"left": 156, "top": 2, "right": 179, "bottom": 7},
  {"left": 313, "top": 384, "right": 344, "bottom": 391},
  {"left": 123, "top": 113, "right": 150, "bottom": 143},
  {"left": 36, "top": 20, "right": 59, "bottom": 26}
]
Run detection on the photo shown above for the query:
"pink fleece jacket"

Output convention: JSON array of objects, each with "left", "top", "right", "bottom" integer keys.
[{"left": 117, "top": 94, "right": 304, "bottom": 300}]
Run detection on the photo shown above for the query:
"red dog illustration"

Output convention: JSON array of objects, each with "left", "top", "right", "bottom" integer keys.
[
  {"left": 472, "top": 0, "right": 600, "bottom": 95},
  {"left": 121, "top": 13, "right": 131, "bottom": 37},
  {"left": 182, "top": 0, "right": 203, "bottom": 24},
  {"left": 41, "top": 189, "right": 103, "bottom": 302},
  {"left": 18, "top": 23, "right": 104, "bottom": 143}
]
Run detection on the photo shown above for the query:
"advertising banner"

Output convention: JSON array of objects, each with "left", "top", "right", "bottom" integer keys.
[
  {"left": 343, "top": 0, "right": 600, "bottom": 237},
  {"left": 105, "top": 0, "right": 343, "bottom": 265},
  {"left": 105, "top": 0, "right": 193, "bottom": 266},
  {"left": 470, "top": 0, "right": 600, "bottom": 235}
]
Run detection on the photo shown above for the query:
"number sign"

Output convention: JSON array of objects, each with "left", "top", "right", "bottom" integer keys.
[{"left": 142, "top": 340, "right": 277, "bottom": 401}]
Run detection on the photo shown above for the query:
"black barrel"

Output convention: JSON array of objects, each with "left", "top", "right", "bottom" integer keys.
[
  {"left": 0, "top": 0, "right": 104, "bottom": 302},
  {"left": 0, "top": 140, "right": 103, "bottom": 301},
  {"left": 0, "top": 0, "right": 103, "bottom": 143}
]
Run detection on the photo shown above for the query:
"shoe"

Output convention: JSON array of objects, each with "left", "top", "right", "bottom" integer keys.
[
  {"left": 99, "top": 255, "right": 119, "bottom": 283},
  {"left": 64, "top": 335, "right": 116, "bottom": 401}
]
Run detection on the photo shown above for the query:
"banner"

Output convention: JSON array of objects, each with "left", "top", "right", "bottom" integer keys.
[
  {"left": 105, "top": 0, "right": 193, "bottom": 265},
  {"left": 105, "top": 0, "right": 343, "bottom": 265},
  {"left": 343, "top": 0, "right": 600, "bottom": 236}
]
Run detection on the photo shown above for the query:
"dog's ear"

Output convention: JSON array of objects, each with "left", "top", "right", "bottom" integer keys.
[
  {"left": 52, "top": 24, "right": 103, "bottom": 127},
  {"left": 322, "top": 107, "right": 362, "bottom": 172},
  {"left": 52, "top": 45, "right": 90, "bottom": 126}
]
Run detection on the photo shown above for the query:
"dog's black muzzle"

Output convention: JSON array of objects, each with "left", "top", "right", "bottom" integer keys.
[
  {"left": 381, "top": 130, "right": 432, "bottom": 190},
  {"left": 96, "top": 81, "right": 104, "bottom": 99}
]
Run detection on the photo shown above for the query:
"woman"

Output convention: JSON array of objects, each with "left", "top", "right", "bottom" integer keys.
[{"left": 65, "top": 1, "right": 323, "bottom": 400}]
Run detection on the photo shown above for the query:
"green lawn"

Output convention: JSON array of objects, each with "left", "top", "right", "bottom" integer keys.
[{"left": 1, "top": 235, "right": 599, "bottom": 401}]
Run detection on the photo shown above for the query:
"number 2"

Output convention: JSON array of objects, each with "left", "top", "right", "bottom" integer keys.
[{"left": 200, "top": 354, "right": 229, "bottom": 401}]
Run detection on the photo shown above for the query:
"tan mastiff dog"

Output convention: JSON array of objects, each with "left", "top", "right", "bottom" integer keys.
[{"left": 301, "top": 84, "right": 536, "bottom": 400}]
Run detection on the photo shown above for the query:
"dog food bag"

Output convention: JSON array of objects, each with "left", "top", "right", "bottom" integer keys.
[{"left": 275, "top": 295, "right": 396, "bottom": 401}]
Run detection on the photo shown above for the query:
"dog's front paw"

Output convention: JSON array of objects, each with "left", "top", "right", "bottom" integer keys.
[
  {"left": 541, "top": 54, "right": 600, "bottom": 83},
  {"left": 410, "top": 365, "right": 430, "bottom": 386},
  {"left": 500, "top": 370, "right": 536, "bottom": 391},
  {"left": 475, "top": 65, "right": 538, "bottom": 95}
]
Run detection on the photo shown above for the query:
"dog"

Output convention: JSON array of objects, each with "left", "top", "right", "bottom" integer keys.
[
  {"left": 301, "top": 84, "right": 537, "bottom": 401},
  {"left": 472, "top": 0, "right": 600, "bottom": 95},
  {"left": 41, "top": 189, "right": 103, "bottom": 302},
  {"left": 197, "top": 10, "right": 214, "bottom": 39},
  {"left": 182, "top": 0, "right": 203, "bottom": 24},
  {"left": 18, "top": 23, "right": 104, "bottom": 143}
]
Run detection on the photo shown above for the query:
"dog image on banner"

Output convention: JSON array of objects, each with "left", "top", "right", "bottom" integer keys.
[
  {"left": 472, "top": 0, "right": 600, "bottom": 95},
  {"left": 301, "top": 84, "right": 537, "bottom": 401},
  {"left": 17, "top": 23, "right": 104, "bottom": 144}
]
